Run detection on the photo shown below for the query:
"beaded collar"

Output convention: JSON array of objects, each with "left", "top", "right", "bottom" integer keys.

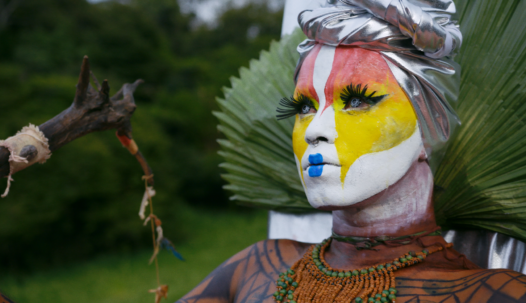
[{"left": 273, "top": 237, "right": 451, "bottom": 303}]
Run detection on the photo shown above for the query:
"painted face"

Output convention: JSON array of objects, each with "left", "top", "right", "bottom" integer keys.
[{"left": 292, "top": 45, "right": 423, "bottom": 208}]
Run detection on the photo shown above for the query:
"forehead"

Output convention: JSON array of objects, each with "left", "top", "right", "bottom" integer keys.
[{"left": 296, "top": 45, "right": 400, "bottom": 100}]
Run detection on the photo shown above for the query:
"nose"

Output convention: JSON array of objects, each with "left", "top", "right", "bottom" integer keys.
[
  {"left": 306, "top": 136, "right": 328, "bottom": 145},
  {"left": 304, "top": 109, "right": 337, "bottom": 145}
]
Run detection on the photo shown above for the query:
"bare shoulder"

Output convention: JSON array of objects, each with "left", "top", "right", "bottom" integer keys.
[
  {"left": 396, "top": 268, "right": 526, "bottom": 303},
  {"left": 177, "top": 239, "right": 310, "bottom": 303},
  {"left": 237, "top": 239, "right": 311, "bottom": 278}
]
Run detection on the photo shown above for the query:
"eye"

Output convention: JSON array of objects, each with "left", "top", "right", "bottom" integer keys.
[
  {"left": 276, "top": 94, "right": 317, "bottom": 120},
  {"left": 341, "top": 83, "right": 387, "bottom": 111},
  {"left": 349, "top": 98, "right": 362, "bottom": 108},
  {"left": 343, "top": 97, "right": 368, "bottom": 110}
]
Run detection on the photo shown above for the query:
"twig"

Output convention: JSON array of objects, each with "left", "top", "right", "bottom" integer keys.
[{"left": 0, "top": 56, "right": 145, "bottom": 180}]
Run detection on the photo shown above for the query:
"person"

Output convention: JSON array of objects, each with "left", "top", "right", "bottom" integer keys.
[{"left": 179, "top": 1, "right": 526, "bottom": 302}]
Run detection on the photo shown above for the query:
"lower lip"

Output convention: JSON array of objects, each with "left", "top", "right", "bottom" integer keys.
[
  {"left": 308, "top": 165, "right": 324, "bottom": 177},
  {"left": 306, "top": 164, "right": 341, "bottom": 178}
]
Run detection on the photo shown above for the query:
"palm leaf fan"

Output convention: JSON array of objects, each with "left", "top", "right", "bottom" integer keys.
[
  {"left": 434, "top": 0, "right": 526, "bottom": 241},
  {"left": 214, "top": 29, "right": 310, "bottom": 211},
  {"left": 215, "top": 0, "right": 526, "bottom": 242}
]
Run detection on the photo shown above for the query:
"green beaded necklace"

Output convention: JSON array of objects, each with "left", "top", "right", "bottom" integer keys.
[{"left": 273, "top": 237, "right": 448, "bottom": 303}]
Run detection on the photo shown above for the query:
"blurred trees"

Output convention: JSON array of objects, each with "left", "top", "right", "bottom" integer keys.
[{"left": 0, "top": 0, "right": 283, "bottom": 272}]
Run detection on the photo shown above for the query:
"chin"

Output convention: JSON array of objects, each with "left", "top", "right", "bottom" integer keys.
[{"left": 303, "top": 127, "right": 423, "bottom": 209}]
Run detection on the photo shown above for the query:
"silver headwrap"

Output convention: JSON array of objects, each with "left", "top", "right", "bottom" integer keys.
[{"left": 295, "top": 0, "right": 463, "bottom": 157}]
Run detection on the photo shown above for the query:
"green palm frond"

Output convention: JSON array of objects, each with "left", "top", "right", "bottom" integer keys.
[
  {"left": 216, "top": 0, "right": 526, "bottom": 241},
  {"left": 434, "top": 0, "right": 526, "bottom": 239},
  {"left": 214, "top": 29, "right": 311, "bottom": 211}
]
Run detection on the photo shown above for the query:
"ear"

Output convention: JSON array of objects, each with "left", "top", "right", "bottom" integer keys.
[{"left": 418, "top": 146, "right": 428, "bottom": 162}]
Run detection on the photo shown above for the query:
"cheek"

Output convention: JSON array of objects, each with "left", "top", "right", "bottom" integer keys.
[
  {"left": 334, "top": 98, "right": 417, "bottom": 184},
  {"left": 292, "top": 115, "right": 312, "bottom": 180}
]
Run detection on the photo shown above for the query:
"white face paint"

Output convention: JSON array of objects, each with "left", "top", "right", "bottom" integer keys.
[
  {"left": 291, "top": 45, "right": 423, "bottom": 209},
  {"left": 302, "top": 126, "right": 423, "bottom": 207}
]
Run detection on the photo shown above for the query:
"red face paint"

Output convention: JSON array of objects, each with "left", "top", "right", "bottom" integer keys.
[
  {"left": 323, "top": 47, "right": 394, "bottom": 112},
  {"left": 295, "top": 44, "right": 322, "bottom": 107}
]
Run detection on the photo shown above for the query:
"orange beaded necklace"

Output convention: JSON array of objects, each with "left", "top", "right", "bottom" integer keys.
[{"left": 273, "top": 237, "right": 451, "bottom": 303}]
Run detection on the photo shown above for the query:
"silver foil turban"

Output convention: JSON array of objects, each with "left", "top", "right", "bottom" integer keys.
[{"left": 295, "top": 0, "right": 463, "bottom": 153}]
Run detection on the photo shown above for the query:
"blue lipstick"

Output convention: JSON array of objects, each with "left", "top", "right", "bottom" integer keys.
[{"left": 308, "top": 153, "right": 324, "bottom": 177}]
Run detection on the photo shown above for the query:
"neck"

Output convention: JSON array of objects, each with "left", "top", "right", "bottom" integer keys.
[
  {"left": 332, "top": 158, "right": 437, "bottom": 238},
  {"left": 324, "top": 159, "right": 440, "bottom": 269}
]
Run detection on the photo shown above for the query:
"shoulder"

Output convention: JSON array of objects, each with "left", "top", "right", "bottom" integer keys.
[
  {"left": 247, "top": 239, "right": 312, "bottom": 259},
  {"left": 231, "top": 239, "right": 311, "bottom": 278},
  {"left": 197, "top": 238, "right": 310, "bottom": 285},
  {"left": 397, "top": 268, "right": 526, "bottom": 303},
  {"left": 228, "top": 239, "right": 310, "bottom": 303},
  {"left": 178, "top": 239, "right": 310, "bottom": 303}
]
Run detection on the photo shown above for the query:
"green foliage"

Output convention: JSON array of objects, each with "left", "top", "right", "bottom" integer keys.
[
  {"left": 215, "top": 29, "right": 310, "bottom": 211},
  {"left": 434, "top": 0, "right": 526, "bottom": 238},
  {"left": 0, "top": 207, "right": 268, "bottom": 303},
  {"left": 0, "top": 0, "right": 283, "bottom": 272},
  {"left": 216, "top": 1, "right": 526, "bottom": 242}
]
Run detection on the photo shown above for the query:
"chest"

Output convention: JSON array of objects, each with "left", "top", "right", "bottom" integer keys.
[{"left": 231, "top": 270, "right": 522, "bottom": 303}]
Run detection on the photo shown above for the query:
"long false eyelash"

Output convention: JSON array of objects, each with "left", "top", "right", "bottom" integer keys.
[
  {"left": 341, "top": 83, "right": 387, "bottom": 106},
  {"left": 276, "top": 94, "right": 314, "bottom": 120}
]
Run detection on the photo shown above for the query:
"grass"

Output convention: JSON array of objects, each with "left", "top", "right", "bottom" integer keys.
[{"left": 0, "top": 207, "right": 268, "bottom": 303}]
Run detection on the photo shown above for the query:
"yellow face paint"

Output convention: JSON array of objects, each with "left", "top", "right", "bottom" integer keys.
[
  {"left": 333, "top": 79, "right": 417, "bottom": 185},
  {"left": 292, "top": 46, "right": 418, "bottom": 188},
  {"left": 292, "top": 99, "right": 318, "bottom": 184}
]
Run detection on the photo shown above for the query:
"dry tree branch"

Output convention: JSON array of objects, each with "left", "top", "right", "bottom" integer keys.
[{"left": 0, "top": 56, "right": 153, "bottom": 186}]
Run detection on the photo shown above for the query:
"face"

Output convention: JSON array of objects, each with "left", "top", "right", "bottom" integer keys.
[{"left": 291, "top": 45, "right": 423, "bottom": 208}]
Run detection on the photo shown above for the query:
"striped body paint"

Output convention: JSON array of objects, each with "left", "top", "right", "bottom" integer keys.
[{"left": 292, "top": 45, "right": 423, "bottom": 207}]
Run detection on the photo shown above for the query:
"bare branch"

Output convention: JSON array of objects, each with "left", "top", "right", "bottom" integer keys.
[
  {"left": 101, "top": 79, "right": 110, "bottom": 97},
  {"left": 0, "top": 56, "right": 148, "bottom": 183},
  {"left": 74, "top": 56, "right": 91, "bottom": 106}
]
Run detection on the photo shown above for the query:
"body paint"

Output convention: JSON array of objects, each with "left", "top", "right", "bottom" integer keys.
[
  {"left": 292, "top": 44, "right": 327, "bottom": 180},
  {"left": 294, "top": 45, "right": 338, "bottom": 178},
  {"left": 292, "top": 45, "right": 422, "bottom": 207},
  {"left": 340, "top": 125, "right": 422, "bottom": 206},
  {"left": 329, "top": 48, "right": 417, "bottom": 185},
  {"left": 293, "top": 115, "right": 312, "bottom": 183}
]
